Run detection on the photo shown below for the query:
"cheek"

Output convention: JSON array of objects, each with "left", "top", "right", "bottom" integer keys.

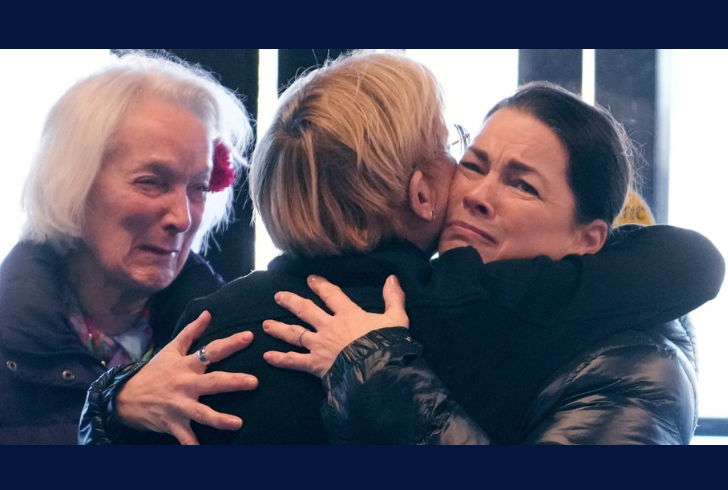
[
  {"left": 84, "top": 196, "right": 123, "bottom": 244},
  {"left": 187, "top": 202, "right": 206, "bottom": 235},
  {"left": 118, "top": 208, "right": 160, "bottom": 234},
  {"left": 442, "top": 159, "right": 457, "bottom": 186},
  {"left": 499, "top": 209, "right": 553, "bottom": 251},
  {"left": 511, "top": 215, "right": 577, "bottom": 258},
  {"left": 82, "top": 211, "right": 130, "bottom": 269},
  {"left": 447, "top": 174, "right": 468, "bottom": 210}
]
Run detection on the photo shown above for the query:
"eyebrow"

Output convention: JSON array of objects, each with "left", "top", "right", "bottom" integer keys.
[
  {"left": 467, "top": 147, "right": 540, "bottom": 177},
  {"left": 141, "top": 161, "right": 210, "bottom": 180},
  {"left": 505, "top": 160, "right": 539, "bottom": 176},
  {"left": 469, "top": 147, "right": 489, "bottom": 163}
]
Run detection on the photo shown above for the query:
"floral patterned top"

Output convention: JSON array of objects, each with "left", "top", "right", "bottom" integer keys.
[{"left": 68, "top": 294, "right": 154, "bottom": 368}]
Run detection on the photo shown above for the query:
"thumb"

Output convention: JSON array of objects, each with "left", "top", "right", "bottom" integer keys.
[{"left": 383, "top": 275, "right": 409, "bottom": 328}]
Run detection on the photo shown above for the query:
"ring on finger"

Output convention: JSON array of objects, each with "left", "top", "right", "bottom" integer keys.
[
  {"left": 295, "top": 327, "right": 308, "bottom": 348},
  {"left": 197, "top": 344, "right": 212, "bottom": 366}
]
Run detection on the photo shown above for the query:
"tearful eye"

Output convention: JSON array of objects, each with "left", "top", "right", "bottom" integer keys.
[
  {"left": 136, "top": 177, "right": 159, "bottom": 186},
  {"left": 514, "top": 180, "right": 539, "bottom": 197},
  {"left": 459, "top": 161, "right": 485, "bottom": 175},
  {"left": 134, "top": 177, "right": 166, "bottom": 195},
  {"left": 189, "top": 184, "right": 209, "bottom": 203}
]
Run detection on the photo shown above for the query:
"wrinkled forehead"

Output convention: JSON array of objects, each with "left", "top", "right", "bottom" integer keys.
[
  {"left": 107, "top": 92, "right": 212, "bottom": 153},
  {"left": 475, "top": 108, "right": 567, "bottom": 163}
]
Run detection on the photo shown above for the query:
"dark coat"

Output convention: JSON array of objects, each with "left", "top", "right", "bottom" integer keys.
[
  {"left": 322, "top": 318, "right": 698, "bottom": 444},
  {"left": 0, "top": 241, "right": 224, "bottom": 445},
  {"left": 79, "top": 224, "right": 723, "bottom": 444}
]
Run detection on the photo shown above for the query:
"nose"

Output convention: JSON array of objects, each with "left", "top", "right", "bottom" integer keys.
[
  {"left": 163, "top": 187, "right": 193, "bottom": 233},
  {"left": 462, "top": 176, "right": 496, "bottom": 218}
]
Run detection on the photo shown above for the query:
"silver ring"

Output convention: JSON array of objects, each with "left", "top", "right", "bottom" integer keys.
[
  {"left": 197, "top": 345, "right": 212, "bottom": 366},
  {"left": 295, "top": 327, "right": 308, "bottom": 348}
]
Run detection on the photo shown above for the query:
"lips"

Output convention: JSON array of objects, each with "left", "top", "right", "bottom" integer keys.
[
  {"left": 139, "top": 245, "right": 179, "bottom": 256},
  {"left": 445, "top": 220, "right": 497, "bottom": 245}
]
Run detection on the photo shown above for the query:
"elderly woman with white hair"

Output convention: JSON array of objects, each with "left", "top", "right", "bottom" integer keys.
[{"left": 0, "top": 50, "right": 256, "bottom": 445}]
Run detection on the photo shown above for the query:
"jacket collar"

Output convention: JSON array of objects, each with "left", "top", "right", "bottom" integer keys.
[
  {"left": 266, "top": 239, "right": 436, "bottom": 291},
  {"left": 0, "top": 241, "right": 218, "bottom": 356}
]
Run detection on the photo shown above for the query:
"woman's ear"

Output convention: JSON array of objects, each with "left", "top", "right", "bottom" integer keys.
[
  {"left": 408, "top": 169, "right": 436, "bottom": 222},
  {"left": 574, "top": 219, "right": 609, "bottom": 255}
]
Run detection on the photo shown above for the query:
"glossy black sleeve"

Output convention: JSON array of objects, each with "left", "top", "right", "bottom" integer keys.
[
  {"left": 522, "top": 324, "right": 697, "bottom": 445},
  {"left": 78, "top": 362, "right": 177, "bottom": 445},
  {"left": 322, "top": 328, "right": 491, "bottom": 445}
]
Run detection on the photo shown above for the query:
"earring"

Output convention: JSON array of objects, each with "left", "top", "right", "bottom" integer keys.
[{"left": 431, "top": 210, "right": 436, "bottom": 221}]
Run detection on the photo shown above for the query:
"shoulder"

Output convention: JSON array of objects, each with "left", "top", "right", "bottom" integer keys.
[
  {"left": 179, "top": 267, "right": 299, "bottom": 323},
  {"left": 179, "top": 251, "right": 225, "bottom": 286},
  {"left": 0, "top": 242, "right": 67, "bottom": 344},
  {"left": 171, "top": 265, "right": 306, "bottom": 342},
  {"left": 0, "top": 241, "right": 64, "bottom": 309},
  {"left": 0, "top": 241, "right": 62, "bottom": 282},
  {"left": 524, "top": 321, "right": 698, "bottom": 444},
  {"left": 564, "top": 325, "right": 697, "bottom": 404}
]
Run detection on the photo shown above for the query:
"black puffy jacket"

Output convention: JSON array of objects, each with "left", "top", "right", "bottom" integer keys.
[{"left": 323, "top": 316, "right": 698, "bottom": 445}]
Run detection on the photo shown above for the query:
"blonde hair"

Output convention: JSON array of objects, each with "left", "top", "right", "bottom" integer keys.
[
  {"left": 250, "top": 50, "right": 447, "bottom": 258},
  {"left": 21, "top": 50, "right": 252, "bottom": 253}
]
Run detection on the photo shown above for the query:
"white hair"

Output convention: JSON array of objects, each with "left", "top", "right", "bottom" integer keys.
[{"left": 21, "top": 49, "right": 253, "bottom": 253}]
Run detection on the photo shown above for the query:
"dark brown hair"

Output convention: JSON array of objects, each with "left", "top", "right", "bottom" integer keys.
[{"left": 487, "top": 81, "right": 634, "bottom": 229}]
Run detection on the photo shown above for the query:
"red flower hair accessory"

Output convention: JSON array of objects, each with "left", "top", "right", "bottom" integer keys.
[{"left": 210, "top": 138, "right": 235, "bottom": 192}]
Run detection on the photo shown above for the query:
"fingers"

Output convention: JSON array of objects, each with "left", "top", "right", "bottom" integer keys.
[
  {"left": 263, "top": 350, "right": 318, "bottom": 376},
  {"left": 307, "top": 275, "right": 358, "bottom": 313},
  {"left": 169, "top": 403, "right": 246, "bottom": 445},
  {"left": 195, "top": 371, "right": 259, "bottom": 397},
  {"left": 196, "top": 330, "right": 254, "bottom": 365},
  {"left": 169, "top": 426, "right": 201, "bottom": 446},
  {"left": 263, "top": 319, "right": 308, "bottom": 348},
  {"left": 169, "top": 371, "right": 258, "bottom": 444},
  {"left": 274, "top": 290, "right": 331, "bottom": 328},
  {"left": 168, "top": 311, "right": 212, "bottom": 355},
  {"left": 188, "top": 404, "right": 244, "bottom": 431},
  {"left": 383, "top": 275, "right": 409, "bottom": 328}
]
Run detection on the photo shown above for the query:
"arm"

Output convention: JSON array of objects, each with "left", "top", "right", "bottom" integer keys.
[
  {"left": 322, "top": 327, "right": 490, "bottom": 444},
  {"left": 264, "top": 276, "right": 490, "bottom": 444},
  {"left": 79, "top": 362, "right": 174, "bottom": 445},
  {"left": 78, "top": 311, "right": 258, "bottom": 445},
  {"left": 521, "top": 323, "right": 697, "bottom": 445},
  {"left": 469, "top": 224, "right": 725, "bottom": 327}
]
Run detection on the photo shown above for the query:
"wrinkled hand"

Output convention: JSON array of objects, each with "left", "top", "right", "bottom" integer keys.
[
  {"left": 115, "top": 311, "right": 258, "bottom": 445},
  {"left": 263, "top": 274, "right": 408, "bottom": 378}
]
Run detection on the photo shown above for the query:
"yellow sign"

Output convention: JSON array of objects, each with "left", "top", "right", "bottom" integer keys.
[{"left": 613, "top": 190, "right": 655, "bottom": 226}]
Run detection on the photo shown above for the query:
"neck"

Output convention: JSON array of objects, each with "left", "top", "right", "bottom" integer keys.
[
  {"left": 65, "top": 247, "right": 150, "bottom": 336},
  {"left": 402, "top": 214, "right": 440, "bottom": 258}
]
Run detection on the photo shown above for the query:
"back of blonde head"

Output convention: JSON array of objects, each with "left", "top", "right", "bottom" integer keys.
[{"left": 251, "top": 50, "right": 447, "bottom": 258}]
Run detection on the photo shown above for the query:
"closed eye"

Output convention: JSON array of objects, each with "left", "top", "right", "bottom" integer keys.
[{"left": 134, "top": 176, "right": 166, "bottom": 194}]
